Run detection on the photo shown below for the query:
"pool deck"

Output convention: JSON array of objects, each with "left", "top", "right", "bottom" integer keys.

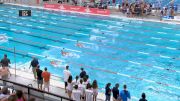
[{"left": 8, "top": 68, "right": 106, "bottom": 101}]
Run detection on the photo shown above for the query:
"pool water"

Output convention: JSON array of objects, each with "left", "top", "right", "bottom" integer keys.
[{"left": 0, "top": 4, "right": 180, "bottom": 101}]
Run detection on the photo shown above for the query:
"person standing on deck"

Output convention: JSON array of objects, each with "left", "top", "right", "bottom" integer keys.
[{"left": 29, "top": 57, "right": 39, "bottom": 80}]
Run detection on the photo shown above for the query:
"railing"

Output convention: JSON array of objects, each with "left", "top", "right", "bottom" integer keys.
[{"left": 0, "top": 78, "right": 74, "bottom": 101}]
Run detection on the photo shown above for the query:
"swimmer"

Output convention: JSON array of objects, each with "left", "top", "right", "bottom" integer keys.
[
  {"left": 61, "top": 48, "right": 69, "bottom": 56},
  {"left": 50, "top": 60, "right": 61, "bottom": 67},
  {"left": 76, "top": 40, "right": 83, "bottom": 48}
]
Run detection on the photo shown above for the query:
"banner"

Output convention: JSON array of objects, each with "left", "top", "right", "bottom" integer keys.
[{"left": 44, "top": 3, "right": 110, "bottom": 15}]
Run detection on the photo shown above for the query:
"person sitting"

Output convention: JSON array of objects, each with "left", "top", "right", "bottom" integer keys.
[
  {"left": 61, "top": 48, "right": 69, "bottom": 56},
  {"left": 76, "top": 41, "right": 84, "bottom": 48},
  {"left": 139, "top": 93, "right": 147, "bottom": 101},
  {"left": 0, "top": 87, "right": 9, "bottom": 100},
  {"left": 16, "top": 90, "right": 26, "bottom": 101}
]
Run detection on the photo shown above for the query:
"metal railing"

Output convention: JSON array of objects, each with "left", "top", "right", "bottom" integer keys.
[{"left": 0, "top": 78, "right": 74, "bottom": 101}]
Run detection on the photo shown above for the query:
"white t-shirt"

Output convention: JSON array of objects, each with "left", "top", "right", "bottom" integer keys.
[
  {"left": 78, "top": 83, "right": 85, "bottom": 96},
  {"left": 72, "top": 89, "right": 81, "bottom": 101},
  {"left": 85, "top": 89, "right": 93, "bottom": 101},
  {"left": 63, "top": 69, "right": 71, "bottom": 82},
  {"left": 72, "top": 79, "right": 79, "bottom": 85},
  {"left": 67, "top": 82, "right": 73, "bottom": 91}
]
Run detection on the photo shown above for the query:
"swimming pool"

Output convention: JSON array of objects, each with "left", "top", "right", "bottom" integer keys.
[{"left": 0, "top": 4, "right": 180, "bottom": 101}]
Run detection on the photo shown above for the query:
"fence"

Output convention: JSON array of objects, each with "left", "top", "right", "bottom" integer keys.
[{"left": 0, "top": 78, "right": 74, "bottom": 101}]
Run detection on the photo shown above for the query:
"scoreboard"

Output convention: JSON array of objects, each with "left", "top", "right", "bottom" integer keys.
[{"left": 19, "top": 10, "right": 31, "bottom": 17}]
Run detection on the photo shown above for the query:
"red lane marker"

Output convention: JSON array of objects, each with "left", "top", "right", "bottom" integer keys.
[
  {"left": 130, "top": 76, "right": 143, "bottom": 80},
  {"left": 141, "top": 64, "right": 152, "bottom": 67},
  {"left": 156, "top": 82, "right": 169, "bottom": 86}
]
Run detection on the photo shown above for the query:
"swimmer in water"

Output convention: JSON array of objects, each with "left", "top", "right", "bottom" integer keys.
[
  {"left": 61, "top": 48, "right": 69, "bottom": 56},
  {"left": 76, "top": 40, "right": 83, "bottom": 48},
  {"left": 50, "top": 60, "right": 61, "bottom": 67}
]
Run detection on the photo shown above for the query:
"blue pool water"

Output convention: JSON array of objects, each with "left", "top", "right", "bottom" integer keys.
[{"left": 0, "top": 4, "right": 180, "bottom": 101}]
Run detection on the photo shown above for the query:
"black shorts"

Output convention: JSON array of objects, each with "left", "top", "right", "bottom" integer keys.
[{"left": 65, "top": 82, "right": 68, "bottom": 87}]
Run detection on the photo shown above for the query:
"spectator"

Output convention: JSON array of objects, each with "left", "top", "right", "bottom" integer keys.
[
  {"left": 67, "top": 75, "right": 73, "bottom": 99},
  {"left": 42, "top": 67, "right": 51, "bottom": 92},
  {"left": 85, "top": 83, "right": 93, "bottom": 101},
  {"left": 16, "top": 90, "right": 26, "bottom": 101},
  {"left": 73, "top": 75, "right": 79, "bottom": 86},
  {"left": 139, "top": 93, "right": 147, "bottom": 101},
  {"left": 36, "top": 66, "right": 43, "bottom": 90},
  {"left": 0, "top": 67, "right": 10, "bottom": 86},
  {"left": 112, "top": 83, "right": 119, "bottom": 101},
  {"left": 0, "top": 87, "right": 9, "bottom": 100},
  {"left": 92, "top": 80, "right": 98, "bottom": 101},
  {"left": 80, "top": 68, "right": 86, "bottom": 79},
  {"left": 72, "top": 85, "right": 81, "bottom": 101},
  {"left": 120, "top": 85, "right": 131, "bottom": 101},
  {"left": 105, "top": 83, "right": 111, "bottom": 101},
  {"left": 78, "top": 79, "right": 85, "bottom": 100},
  {"left": 7, "top": 95, "right": 17, "bottom": 101},
  {"left": 29, "top": 57, "right": 39, "bottom": 80},
  {"left": 1, "top": 54, "right": 10, "bottom": 67},
  {"left": 63, "top": 65, "right": 71, "bottom": 93}
]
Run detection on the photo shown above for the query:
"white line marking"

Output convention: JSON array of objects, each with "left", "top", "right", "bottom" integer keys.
[
  {"left": 3, "top": 15, "right": 8, "bottom": 17},
  {"left": 157, "top": 32, "right": 167, "bottom": 34},
  {"left": 153, "top": 66, "right": 164, "bottom": 70},
  {"left": 62, "top": 38, "right": 76, "bottom": 42},
  {"left": 47, "top": 45, "right": 62, "bottom": 49},
  {"left": 27, "top": 24, "right": 32, "bottom": 27},
  {"left": 151, "top": 37, "right": 162, "bottom": 40},
  {"left": 163, "top": 27, "right": 172, "bottom": 29},
  {"left": 166, "top": 47, "right": 177, "bottom": 50},
  {"left": 50, "top": 22, "right": 57, "bottom": 25},
  {"left": 30, "top": 19, "right": 36, "bottom": 21},
  {"left": 28, "top": 52, "right": 46, "bottom": 58},
  {"left": 12, "top": 16, "right": 17, "bottom": 18},
  {"left": 169, "top": 40, "right": 179, "bottom": 42},
  {"left": 0, "top": 27, "right": 7, "bottom": 29},
  {"left": 10, "top": 28, "right": 17, "bottom": 31},
  {"left": 0, "top": 10, "right": 4, "bottom": 11},
  {"left": 117, "top": 73, "right": 130, "bottom": 77},
  {"left": 21, "top": 17, "right": 26, "bottom": 20},
  {"left": 42, "top": 16, "right": 47, "bottom": 18},
  {"left": 39, "top": 20, "right": 45, "bottom": 23},
  {"left": 75, "top": 32, "right": 88, "bottom": 36},
  {"left": 138, "top": 51, "right": 150, "bottom": 55},
  {"left": 96, "top": 24, "right": 108, "bottom": 27},
  {"left": 22, "top": 31, "right": 30, "bottom": 34},
  {"left": 160, "top": 55, "right": 171, "bottom": 59},
  {"left": 143, "top": 79, "right": 155, "bottom": 83},
  {"left": 7, "top": 21, "right": 13, "bottom": 24},
  {"left": 37, "top": 26, "right": 45, "bottom": 29},
  {"left": 146, "top": 44, "right": 157, "bottom": 47},
  {"left": 129, "top": 61, "right": 141, "bottom": 65},
  {"left": 47, "top": 44, "right": 81, "bottom": 53}
]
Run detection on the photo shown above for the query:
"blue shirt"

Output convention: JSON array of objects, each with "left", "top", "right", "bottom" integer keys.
[{"left": 120, "top": 90, "right": 131, "bottom": 101}]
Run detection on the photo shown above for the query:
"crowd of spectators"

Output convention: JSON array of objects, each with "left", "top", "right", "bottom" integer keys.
[{"left": 0, "top": 54, "right": 148, "bottom": 101}]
